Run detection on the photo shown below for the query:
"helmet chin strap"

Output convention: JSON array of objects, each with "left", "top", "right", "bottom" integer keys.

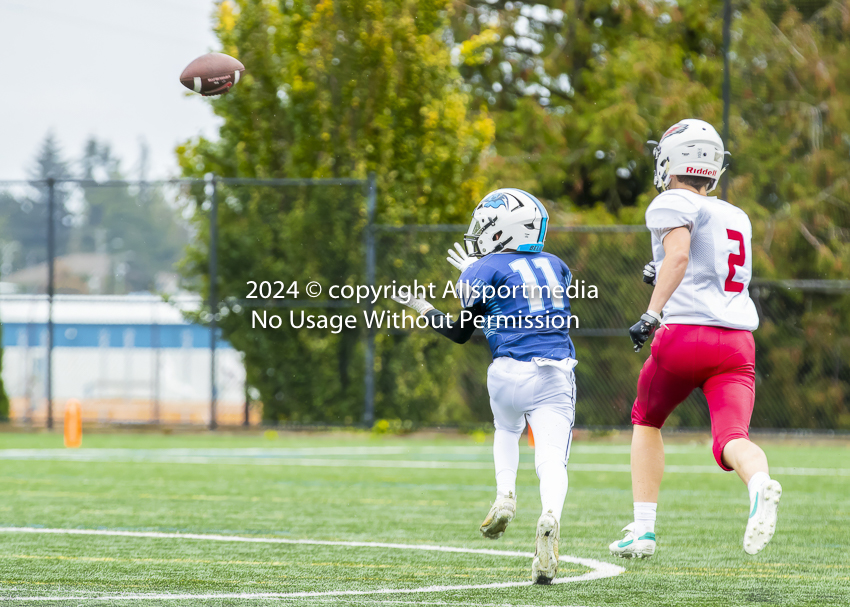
[
  {"left": 491, "top": 236, "right": 514, "bottom": 254},
  {"left": 708, "top": 165, "right": 728, "bottom": 193}
]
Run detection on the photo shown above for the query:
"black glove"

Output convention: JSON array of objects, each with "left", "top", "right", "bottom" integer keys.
[
  {"left": 629, "top": 311, "right": 662, "bottom": 352},
  {"left": 642, "top": 261, "right": 656, "bottom": 285}
]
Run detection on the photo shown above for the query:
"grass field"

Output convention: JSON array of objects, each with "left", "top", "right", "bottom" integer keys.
[{"left": 0, "top": 430, "right": 848, "bottom": 606}]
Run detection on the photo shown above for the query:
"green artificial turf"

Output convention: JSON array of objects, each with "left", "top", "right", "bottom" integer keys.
[{"left": 0, "top": 430, "right": 847, "bottom": 606}]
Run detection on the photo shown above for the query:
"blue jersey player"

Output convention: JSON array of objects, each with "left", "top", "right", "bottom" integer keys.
[{"left": 392, "top": 188, "right": 577, "bottom": 585}]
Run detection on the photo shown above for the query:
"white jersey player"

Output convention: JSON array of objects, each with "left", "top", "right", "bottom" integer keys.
[
  {"left": 609, "top": 119, "right": 782, "bottom": 559},
  {"left": 646, "top": 187, "right": 758, "bottom": 331}
]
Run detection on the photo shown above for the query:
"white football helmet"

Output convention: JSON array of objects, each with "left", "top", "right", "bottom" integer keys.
[
  {"left": 652, "top": 119, "right": 727, "bottom": 193},
  {"left": 463, "top": 188, "right": 549, "bottom": 257}
]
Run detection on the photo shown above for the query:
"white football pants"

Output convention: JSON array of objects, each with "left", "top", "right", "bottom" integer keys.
[{"left": 487, "top": 356, "right": 577, "bottom": 522}]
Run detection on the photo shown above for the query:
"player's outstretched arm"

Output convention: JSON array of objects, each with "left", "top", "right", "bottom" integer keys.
[
  {"left": 390, "top": 291, "right": 434, "bottom": 316},
  {"left": 390, "top": 290, "right": 477, "bottom": 344}
]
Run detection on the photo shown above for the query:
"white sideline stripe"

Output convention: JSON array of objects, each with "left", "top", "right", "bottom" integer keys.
[
  {"left": 0, "top": 596, "right": 594, "bottom": 604},
  {"left": 0, "top": 445, "right": 697, "bottom": 457},
  {"left": 0, "top": 446, "right": 641, "bottom": 457},
  {"left": 287, "top": 602, "right": 595, "bottom": 607},
  {"left": 2, "top": 599, "right": 593, "bottom": 606},
  {"left": 0, "top": 527, "right": 624, "bottom": 601},
  {"left": 0, "top": 449, "right": 848, "bottom": 476}
]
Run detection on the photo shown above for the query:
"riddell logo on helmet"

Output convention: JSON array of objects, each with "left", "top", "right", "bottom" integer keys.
[{"left": 685, "top": 167, "right": 717, "bottom": 176}]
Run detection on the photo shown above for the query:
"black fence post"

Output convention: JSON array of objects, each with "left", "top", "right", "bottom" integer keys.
[
  {"left": 209, "top": 176, "right": 218, "bottom": 430},
  {"left": 363, "top": 172, "right": 377, "bottom": 427},
  {"left": 722, "top": 0, "right": 732, "bottom": 200},
  {"left": 152, "top": 301, "right": 160, "bottom": 425},
  {"left": 46, "top": 178, "right": 55, "bottom": 430}
]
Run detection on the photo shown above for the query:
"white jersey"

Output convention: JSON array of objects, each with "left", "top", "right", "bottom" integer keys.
[{"left": 646, "top": 189, "right": 759, "bottom": 331}]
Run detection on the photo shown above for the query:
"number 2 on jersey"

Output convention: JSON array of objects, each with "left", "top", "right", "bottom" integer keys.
[
  {"left": 509, "top": 257, "right": 565, "bottom": 312},
  {"left": 725, "top": 229, "right": 745, "bottom": 293}
]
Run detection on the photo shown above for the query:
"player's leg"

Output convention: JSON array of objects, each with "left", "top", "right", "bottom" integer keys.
[
  {"left": 524, "top": 361, "right": 576, "bottom": 584},
  {"left": 493, "top": 426, "right": 521, "bottom": 501},
  {"left": 611, "top": 325, "right": 696, "bottom": 559},
  {"left": 631, "top": 425, "right": 664, "bottom": 508},
  {"left": 527, "top": 380, "right": 575, "bottom": 523},
  {"left": 703, "top": 329, "right": 781, "bottom": 555},
  {"left": 725, "top": 439, "right": 781, "bottom": 555},
  {"left": 623, "top": 424, "right": 665, "bottom": 557},
  {"left": 527, "top": 406, "right": 572, "bottom": 585},
  {"left": 479, "top": 423, "right": 521, "bottom": 539},
  {"left": 479, "top": 358, "right": 528, "bottom": 539},
  {"left": 722, "top": 438, "right": 768, "bottom": 485}
]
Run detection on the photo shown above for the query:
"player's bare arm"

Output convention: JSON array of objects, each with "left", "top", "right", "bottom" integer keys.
[
  {"left": 629, "top": 227, "right": 690, "bottom": 351},
  {"left": 646, "top": 227, "right": 690, "bottom": 316}
]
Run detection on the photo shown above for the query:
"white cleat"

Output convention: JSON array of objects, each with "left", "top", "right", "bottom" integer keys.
[
  {"left": 479, "top": 492, "right": 516, "bottom": 539},
  {"left": 532, "top": 510, "right": 559, "bottom": 585},
  {"left": 744, "top": 479, "right": 782, "bottom": 555},
  {"left": 608, "top": 523, "right": 656, "bottom": 559}
]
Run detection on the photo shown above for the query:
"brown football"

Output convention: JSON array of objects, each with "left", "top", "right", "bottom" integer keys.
[{"left": 180, "top": 52, "right": 245, "bottom": 96}]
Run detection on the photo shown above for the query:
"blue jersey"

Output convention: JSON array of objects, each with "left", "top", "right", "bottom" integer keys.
[{"left": 456, "top": 251, "right": 576, "bottom": 362}]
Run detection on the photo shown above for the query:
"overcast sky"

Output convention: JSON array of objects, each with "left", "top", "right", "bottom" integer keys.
[{"left": 1, "top": 0, "right": 223, "bottom": 180}]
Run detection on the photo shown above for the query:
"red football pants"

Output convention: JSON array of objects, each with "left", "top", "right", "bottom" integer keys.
[{"left": 631, "top": 324, "right": 756, "bottom": 470}]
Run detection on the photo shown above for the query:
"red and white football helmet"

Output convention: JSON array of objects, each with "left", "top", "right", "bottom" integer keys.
[{"left": 652, "top": 119, "right": 727, "bottom": 193}]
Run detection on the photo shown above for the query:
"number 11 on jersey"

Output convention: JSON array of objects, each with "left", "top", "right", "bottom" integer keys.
[{"left": 509, "top": 257, "right": 566, "bottom": 313}]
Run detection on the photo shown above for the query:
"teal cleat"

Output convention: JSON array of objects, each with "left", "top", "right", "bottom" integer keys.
[
  {"left": 609, "top": 523, "right": 656, "bottom": 559},
  {"left": 744, "top": 479, "right": 782, "bottom": 555}
]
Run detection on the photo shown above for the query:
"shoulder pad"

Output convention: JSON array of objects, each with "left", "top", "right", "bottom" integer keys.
[
  {"left": 459, "top": 256, "right": 496, "bottom": 283},
  {"left": 646, "top": 192, "right": 699, "bottom": 230}
]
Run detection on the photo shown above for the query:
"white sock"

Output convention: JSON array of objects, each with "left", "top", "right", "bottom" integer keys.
[
  {"left": 537, "top": 460, "right": 568, "bottom": 521},
  {"left": 747, "top": 471, "right": 771, "bottom": 503},
  {"left": 493, "top": 428, "right": 520, "bottom": 498},
  {"left": 634, "top": 502, "right": 657, "bottom": 537}
]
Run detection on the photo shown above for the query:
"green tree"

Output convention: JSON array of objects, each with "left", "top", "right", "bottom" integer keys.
[
  {"left": 78, "top": 138, "right": 189, "bottom": 294},
  {"left": 449, "top": 0, "right": 850, "bottom": 429},
  {"left": 0, "top": 134, "right": 75, "bottom": 418},
  {"left": 0, "top": 133, "right": 76, "bottom": 274},
  {"left": 727, "top": 0, "right": 850, "bottom": 429},
  {"left": 177, "top": 0, "right": 493, "bottom": 423},
  {"left": 451, "top": 0, "right": 723, "bottom": 217}
]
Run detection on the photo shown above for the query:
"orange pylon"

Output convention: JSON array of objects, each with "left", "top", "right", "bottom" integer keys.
[
  {"left": 528, "top": 425, "right": 535, "bottom": 448},
  {"left": 64, "top": 399, "right": 82, "bottom": 448}
]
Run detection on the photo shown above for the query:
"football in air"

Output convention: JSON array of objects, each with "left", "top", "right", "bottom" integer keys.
[{"left": 180, "top": 52, "right": 245, "bottom": 96}]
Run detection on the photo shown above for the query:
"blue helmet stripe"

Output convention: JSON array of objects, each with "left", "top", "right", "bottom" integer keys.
[
  {"left": 522, "top": 191, "right": 549, "bottom": 244},
  {"left": 538, "top": 216, "right": 548, "bottom": 243}
]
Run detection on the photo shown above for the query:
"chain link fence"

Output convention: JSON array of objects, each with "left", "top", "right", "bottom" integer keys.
[
  {"left": 1, "top": 178, "right": 848, "bottom": 430},
  {"left": 374, "top": 226, "right": 850, "bottom": 431},
  {"left": 0, "top": 179, "right": 254, "bottom": 427}
]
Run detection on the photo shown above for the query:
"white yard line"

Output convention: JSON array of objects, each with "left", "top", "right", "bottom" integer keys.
[
  {"left": 0, "top": 452, "right": 495, "bottom": 469},
  {"left": 0, "top": 449, "right": 847, "bottom": 476},
  {"left": 0, "top": 445, "right": 695, "bottom": 458},
  {"left": 1, "top": 597, "right": 595, "bottom": 606},
  {"left": 0, "top": 527, "right": 623, "bottom": 602},
  {"left": 0, "top": 595, "right": 595, "bottom": 603},
  {"left": 286, "top": 602, "right": 596, "bottom": 607}
]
